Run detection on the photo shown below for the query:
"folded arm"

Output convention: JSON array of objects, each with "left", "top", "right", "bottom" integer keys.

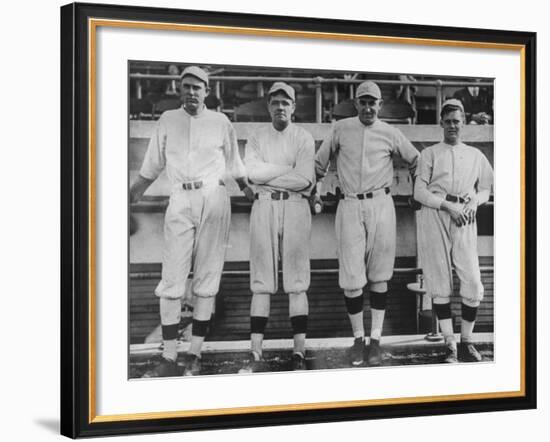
[{"left": 266, "top": 134, "right": 315, "bottom": 192}]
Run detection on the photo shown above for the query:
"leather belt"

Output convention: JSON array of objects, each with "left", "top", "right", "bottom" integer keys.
[
  {"left": 254, "top": 191, "right": 307, "bottom": 201},
  {"left": 341, "top": 187, "right": 391, "bottom": 200},
  {"left": 181, "top": 179, "right": 224, "bottom": 190},
  {"left": 445, "top": 194, "right": 467, "bottom": 204}
]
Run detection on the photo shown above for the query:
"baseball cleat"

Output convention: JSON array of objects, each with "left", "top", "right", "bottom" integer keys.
[
  {"left": 350, "top": 337, "right": 366, "bottom": 366},
  {"left": 142, "top": 356, "right": 180, "bottom": 378},
  {"left": 458, "top": 342, "right": 482, "bottom": 362},
  {"left": 238, "top": 351, "right": 265, "bottom": 374},
  {"left": 291, "top": 352, "right": 307, "bottom": 371},
  {"left": 444, "top": 342, "right": 458, "bottom": 364},
  {"left": 183, "top": 354, "right": 202, "bottom": 376},
  {"left": 367, "top": 339, "right": 382, "bottom": 366}
]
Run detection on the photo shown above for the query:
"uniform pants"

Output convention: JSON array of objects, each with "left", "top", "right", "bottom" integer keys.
[
  {"left": 417, "top": 206, "right": 484, "bottom": 303},
  {"left": 335, "top": 194, "right": 396, "bottom": 291},
  {"left": 155, "top": 185, "right": 230, "bottom": 299},
  {"left": 249, "top": 198, "right": 311, "bottom": 294}
]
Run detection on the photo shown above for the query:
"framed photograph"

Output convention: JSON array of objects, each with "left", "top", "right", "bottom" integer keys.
[{"left": 60, "top": 1, "right": 536, "bottom": 438}]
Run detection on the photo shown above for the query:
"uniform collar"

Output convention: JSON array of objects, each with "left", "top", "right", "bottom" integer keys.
[
  {"left": 183, "top": 105, "right": 208, "bottom": 118},
  {"left": 443, "top": 141, "right": 465, "bottom": 149},
  {"left": 270, "top": 121, "right": 293, "bottom": 134},
  {"left": 355, "top": 116, "right": 380, "bottom": 129}
]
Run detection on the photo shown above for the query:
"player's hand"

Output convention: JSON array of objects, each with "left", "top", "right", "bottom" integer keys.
[
  {"left": 441, "top": 201, "right": 468, "bottom": 226},
  {"left": 242, "top": 186, "right": 255, "bottom": 202},
  {"left": 309, "top": 194, "right": 323, "bottom": 215},
  {"left": 408, "top": 196, "right": 422, "bottom": 211},
  {"left": 462, "top": 197, "right": 478, "bottom": 224}
]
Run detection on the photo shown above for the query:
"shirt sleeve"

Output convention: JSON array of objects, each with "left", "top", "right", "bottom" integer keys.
[
  {"left": 393, "top": 128, "right": 420, "bottom": 175},
  {"left": 266, "top": 131, "right": 315, "bottom": 192},
  {"left": 414, "top": 148, "right": 445, "bottom": 209},
  {"left": 222, "top": 120, "right": 247, "bottom": 179},
  {"left": 474, "top": 152, "right": 494, "bottom": 205},
  {"left": 315, "top": 126, "right": 338, "bottom": 180},
  {"left": 139, "top": 118, "right": 167, "bottom": 181},
  {"left": 244, "top": 130, "right": 292, "bottom": 184}
]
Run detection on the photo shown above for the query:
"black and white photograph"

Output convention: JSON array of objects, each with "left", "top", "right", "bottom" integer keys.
[
  {"left": 128, "top": 62, "right": 495, "bottom": 379},
  {"left": 58, "top": 3, "right": 536, "bottom": 437}
]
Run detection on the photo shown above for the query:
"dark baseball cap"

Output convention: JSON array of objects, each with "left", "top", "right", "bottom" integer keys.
[
  {"left": 180, "top": 66, "right": 209, "bottom": 86},
  {"left": 267, "top": 82, "right": 296, "bottom": 101}
]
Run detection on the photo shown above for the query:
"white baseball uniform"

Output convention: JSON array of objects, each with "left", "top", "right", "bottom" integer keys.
[
  {"left": 244, "top": 123, "right": 315, "bottom": 295},
  {"left": 140, "top": 106, "right": 246, "bottom": 299},
  {"left": 414, "top": 141, "right": 493, "bottom": 303},
  {"left": 315, "top": 117, "right": 419, "bottom": 291}
]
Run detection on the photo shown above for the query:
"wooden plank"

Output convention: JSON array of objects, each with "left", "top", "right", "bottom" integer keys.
[{"left": 129, "top": 265, "right": 494, "bottom": 342}]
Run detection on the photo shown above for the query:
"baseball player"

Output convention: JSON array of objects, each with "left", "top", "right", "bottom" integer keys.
[
  {"left": 315, "top": 80, "right": 419, "bottom": 367},
  {"left": 240, "top": 82, "right": 315, "bottom": 372},
  {"left": 130, "top": 66, "right": 253, "bottom": 377},
  {"left": 414, "top": 98, "right": 493, "bottom": 363}
]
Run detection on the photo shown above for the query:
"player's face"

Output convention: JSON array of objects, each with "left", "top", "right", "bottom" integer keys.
[
  {"left": 440, "top": 110, "right": 464, "bottom": 145},
  {"left": 181, "top": 76, "right": 209, "bottom": 115},
  {"left": 268, "top": 92, "right": 295, "bottom": 129},
  {"left": 355, "top": 96, "right": 382, "bottom": 126}
]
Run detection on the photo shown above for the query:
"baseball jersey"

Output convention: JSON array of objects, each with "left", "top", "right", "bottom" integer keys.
[
  {"left": 140, "top": 106, "right": 246, "bottom": 186},
  {"left": 414, "top": 141, "right": 493, "bottom": 301},
  {"left": 414, "top": 141, "right": 493, "bottom": 208},
  {"left": 315, "top": 117, "right": 419, "bottom": 194},
  {"left": 244, "top": 123, "right": 315, "bottom": 195}
]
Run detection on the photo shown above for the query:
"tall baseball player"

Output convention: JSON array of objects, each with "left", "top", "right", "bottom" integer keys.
[
  {"left": 315, "top": 80, "right": 419, "bottom": 367},
  {"left": 414, "top": 98, "right": 493, "bottom": 363},
  {"left": 239, "top": 82, "right": 315, "bottom": 372},
  {"left": 130, "top": 66, "right": 252, "bottom": 377}
]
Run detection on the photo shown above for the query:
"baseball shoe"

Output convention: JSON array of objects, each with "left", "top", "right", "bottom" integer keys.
[
  {"left": 142, "top": 356, "right": 179, "bottom": 378},
  {"left": 291, "top": 352, "right": 307, "bottom": 371},
  {"left": 238, "top": 351, "right": 265, "bottom": 374},
  {"left": 444, "top": 341, "right": 458, "bottom": 364},
  {"left": 458, "top": 342, "right": 482, "bottom": 362},
  {"left": 367, "top": 339, "right": 382, "bottom": 366},
  {"left": 183, "top": 354, "right": 202, "bottom": 376},
  {"left": 350, "top": 337, "right": 366, "bottom": 366}
]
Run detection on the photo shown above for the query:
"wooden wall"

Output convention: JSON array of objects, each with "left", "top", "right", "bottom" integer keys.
[{"left": 129, "top": 257, "right": 494, "bottom": 344}]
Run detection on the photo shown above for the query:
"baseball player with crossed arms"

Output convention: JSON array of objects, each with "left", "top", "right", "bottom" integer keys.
[
  {"left": 315, "top": 80, "right": 419, "bottom": 367},
  {"left": 130, "top": 66, "right": 253, "bottom": 377},
  {"left": 239, "top": 82, "right": 315, "bottom": 372},
  {"left": 414, "top": 98, "right": 493, "bottom": 363}
]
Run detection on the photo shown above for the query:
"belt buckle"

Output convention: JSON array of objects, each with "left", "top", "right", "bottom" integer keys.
[
  {"left": 193, "top": 181, "right": 203, "bottom": 190},
  {"left": 271, "top": 192, "right": 283, "bottom": 200}
]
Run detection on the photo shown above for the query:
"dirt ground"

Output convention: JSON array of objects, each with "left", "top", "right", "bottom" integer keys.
[{"left": 130, "top": 343, "right": 494, "bottom": 378}]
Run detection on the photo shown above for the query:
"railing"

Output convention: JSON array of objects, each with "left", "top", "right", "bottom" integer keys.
[{"left": 129, "top": 73, "right": 493, "bottom": 123}]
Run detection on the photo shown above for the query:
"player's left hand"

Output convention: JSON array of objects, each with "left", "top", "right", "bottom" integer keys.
[
  {"left": 243, "top": 186, "right": 255, "bottom": 202},
  {"left": 462, "top": 198, "right": 478, "bottom": 224}
]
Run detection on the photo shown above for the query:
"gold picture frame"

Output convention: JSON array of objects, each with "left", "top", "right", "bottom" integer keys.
[{"left": 61, "top": 2, "right": 536, "bottom": 437}]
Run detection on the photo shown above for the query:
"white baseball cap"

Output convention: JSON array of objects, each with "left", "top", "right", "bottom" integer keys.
[
  {"left": 180, "top": 66, "right": 209, "bottom": 86},
  {"left": 267, "top": 82, "right": 296, "bottom": 101},
  {"left": 441, "top": 98, "right": 465, "bottom": 112},
  {"left": 356, "top": 81, "right": 382, "bottom": 99}
]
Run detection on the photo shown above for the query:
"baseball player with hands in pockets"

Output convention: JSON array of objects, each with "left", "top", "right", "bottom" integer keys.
[
  {"left": 130, "top": 66, "right": 253, "bottom": 377},
  {"left": 414, "top": 98, "right": 493, "bottom": 363},
  {"left": 239, "top": 82, "right": 315, "bottom": 373},
  {"left": 315, "top": 81, "right": 419, "bottom": 367}
]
